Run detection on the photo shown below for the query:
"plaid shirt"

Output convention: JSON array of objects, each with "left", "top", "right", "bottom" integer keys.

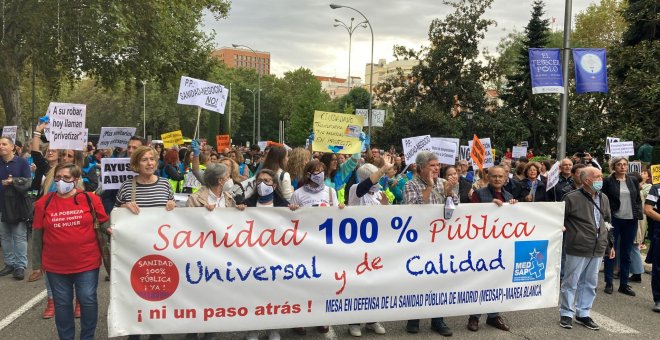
[{"left": 404, "top": 175, "right": 446, "bottom": 205}]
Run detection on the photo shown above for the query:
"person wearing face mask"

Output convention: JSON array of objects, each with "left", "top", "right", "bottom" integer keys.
[
  {"left": 185, "top": 163, "right": 240, "bottom": 210},
  {"left": 559, "top": 167, "right": 614, "bottom": 331},
  {"left": 32, "top": 163, "right": 109, "bottom": 340}
]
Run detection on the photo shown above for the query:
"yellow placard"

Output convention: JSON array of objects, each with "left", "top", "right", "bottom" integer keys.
[
  {"left": 312, "top": 111, "right": 364, "bottom": 154},
  {"left": 161, "top": 130, "right": 183, "bottom": 148},
  {"left": 652, "top": 164, "right": 660, "bottom": 185}
]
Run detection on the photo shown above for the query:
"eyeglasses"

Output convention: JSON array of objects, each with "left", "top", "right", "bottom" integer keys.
[{"left": 54, "top": 175, "right": 74, "bottom": 182}]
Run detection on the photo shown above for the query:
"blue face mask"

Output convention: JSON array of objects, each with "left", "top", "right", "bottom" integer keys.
[{"left": 591, "top": 180, "right": 603, "bottom": 192}]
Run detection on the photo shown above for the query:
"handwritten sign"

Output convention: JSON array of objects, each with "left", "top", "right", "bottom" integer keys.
[
  {"left": 312, "top": 111, "right": 363, "bottom": 154},
  {"left": 98, "top": 127, "right": 138, "bottom": 149},
  {"left": 177, "top": 76, "right": 228, "bottom": 114},
  {"left": 216, "top": 135, "right": 230, "bottom": 153},
  {"left": 512, "top": 146, "right": 527, "bottom": 159},
  {"left": 108, "top": 202, "right": 563, "bottom": 336},
  {"left": 545, "top": 161, "right": 560, "bottom": 191},
  {"left": 1, "top": 126, "right": 17, "bottom": 143},
  {"left": 100, "top": 158, "right": 136, "bottom": 190},
  {"left": 429, "top": 139, "right": 457, "bottom": 165},
  {"left": 608, "top": 141, "right": 634, "bottom": 157},
  {"left": 468, "top": 137, "right": 494, "bottom": 168},
  {"left": 605, "top": 137, "right": 620, "bottom": 155},
  {"left": 45, "top": 102, "right": 87, "bottom": 150},
  {"left": 402, "top": 135, "right": 432, "bottom": 165},
  {"left": 161, "top": 130, "right": 184, "bottom": 148},
  {"left": 652, "top": 165, "right": 660, "bottom": 185},
  {"left": 355, "top": 109, "right": 385, "bottom": 127}
]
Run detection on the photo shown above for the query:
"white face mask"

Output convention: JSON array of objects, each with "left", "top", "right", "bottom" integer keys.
[
  {"left": 310, "top": 172, "right": 325, "bottom": 186},
  {"left": 55, "top": 180, "right": 76, "bottom": 195},
  {"left": 257, "top": 182, "right": 274, "bottom": 196},
  {"left": 222, "top": 178, "right": 234, "bottom": 192}
]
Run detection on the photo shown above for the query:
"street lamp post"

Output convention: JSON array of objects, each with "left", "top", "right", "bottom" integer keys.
[
  {"left": 330, "top": 3, "right": 374, "bottom": 142},
  {"left": 141, "top": 80, "right": 146, "bottom": 138},
  {"left": 246, "top": 88, "right": 257, "bottom": 145},
  {"left": 232, "top": 44, "right": 262, "bottom": 142},
  {"left": 334, "top": 18, "right": 367, "bottom": 89}
]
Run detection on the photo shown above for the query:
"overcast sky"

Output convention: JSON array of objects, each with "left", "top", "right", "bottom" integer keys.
[{"left": 202, "top": 0, "right": 597, "bottom": 79}]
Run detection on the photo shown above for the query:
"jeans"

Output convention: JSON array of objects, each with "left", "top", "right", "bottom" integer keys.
[
  {"left": 560, "top": 254, "right": 601, "bottom": 318},
  {"left": 0, "top": 214, "right": 28, "bottom": 269},
  {"left": 604, "top": 217, "right": 637, "bottom": 287},
  {"left": 630, "top": 244, "right": 644, "bottom": 275},
  {"left": 45, "top": 273, "right": 53, "bottom": 298},
  {"left": 47, "top": 269, "right": 99, "bottom": 340},
  {"left": 652, "top": 222, "right": 660, "bottom": 303},
  {"left": 470, "top": 313, "right": 499, "bottom": 319},
  {"left": 407, "top": 317, "right": 446, "bottom": 329}
]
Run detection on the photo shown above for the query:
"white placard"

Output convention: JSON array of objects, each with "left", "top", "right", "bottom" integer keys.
[
  {"left": 512, "top": 146, "right": 527, "bottom": 159},
  {"left": 402, "top": 135, "right": 432, "bottom": 164},
  {"left": 429, "top": 139, "right": 457, "bottom": 165},
  {"left": 545, "top": 161, "right": 560, "bottom": 191},
  {"left": 98, "top": 127, "right": 138, "bottom": 149},
  {"left": 45, "top": 102, "right": 87, "bottom": 150},
  {"left": 108, "top": 202, "right": 563, "bottom": 336},
  {"left": 2, "top": 126, "right": 17, "bottom": 143},
  {"left": 628, "top": 162, "right": 642, "bottom": 174},
  {"left": 177, "top": 76, "right": 228, "bottom": 114},
  {"left": 608, "top": 141, "right": 634, "bottom": 157},
  {"left": 605, "top": 137, "right": 620, "bottom": 155},
  {"left": 355, "top": 109, "right": 385, "bottom": 127},
  {"left": 459, "top": 145, "right": 472, "bottom": 164},
  {"left": 101, "top": 158, "right": 136, "bottom": 190},
  {"left": 468, "top": 137, "right": 494, "bottom": 168}
]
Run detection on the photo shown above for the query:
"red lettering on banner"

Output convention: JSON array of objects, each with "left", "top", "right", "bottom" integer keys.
[
  {"left": 334, "top": 270, "right": 346, "bottom": 295},
  {"left": 356, "top": 252, "right": 383, "bottom": 275},
  {"left": 153, "top": 220, "right": 307, "bottom": 251},
  {"left": 429, "top": 215, "right": 535, "bottom": 242}
]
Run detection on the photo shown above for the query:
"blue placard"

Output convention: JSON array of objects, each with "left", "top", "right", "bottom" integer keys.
[
  {"left": 529, "top": 48, "right": 564, "bottom": 94},
  {"left": 573, "top": 48, "right": 608, "bottom": 93}
]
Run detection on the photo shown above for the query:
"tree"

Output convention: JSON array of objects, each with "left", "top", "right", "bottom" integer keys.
[
  {"left": 573, "top": 0, "right": 627, "bottom": 48},
  {"left": 0, "top": 0, "right": 230, "bottom": 136},
  {"left": 279, "top": 68, "right": 330, "bottom": 146},
  {"left": 498, "top": 0, "right": 558, "bottom": 152}
]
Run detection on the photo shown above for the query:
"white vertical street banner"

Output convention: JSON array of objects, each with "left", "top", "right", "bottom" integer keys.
[
  {"left": 108, "top": 203, "right": 563, "bottom": 336},
  {"left": 177, "top": 76, "right": 228, "bottom": 114},
  {"left": 101, "top": 158, "right": 136, "bottom": 190},
  {"left": 545, "top": 162, "right": 560, "bottom": 191},
  {"left": 605, "top": 137, "right": 620, "bottom": 155},
  {"left": 608, "top": 141, "right": 634, "bottom": 157},
  {"left": 468, "top": 137, "right": 494, "bottom": 168},
  {"left": 429, "top": 139, "right": 458, "bottom": 165},
  {"left": 355, "top": 109, "right": 385, "bottom": 127},
  {"left": 98, "top": 127, "right": 138, "bottom": 149},
  {"left": 1, "top": 126, "right": 17, "bottom": 142},
  {"left": 45, "top": 102, "right": 87, "bottom": 150},
  {"left": 402, "top": 135, "right": 432, "bottom": 165}
]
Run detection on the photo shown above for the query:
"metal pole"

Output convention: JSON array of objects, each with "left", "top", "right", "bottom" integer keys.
[
  {"left": 228, "top": 83, "right": 232, "bottom": 135},
  {"left": 247, "top": 89, "right": 256, "bottom": 145},
  {"left": 557, "top": 0, "right": 572, "bottom": 159},
  {"left": 233, "top": 44, "right": 262, "bottom": 142},
  {"left": 348, "top": 20, "right": 352, "bottom": 88},
  {"left": 142, "top": 80, "right": 146, "bottom": 137}
]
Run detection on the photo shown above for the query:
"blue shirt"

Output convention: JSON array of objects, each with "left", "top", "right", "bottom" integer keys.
[{"left": 0, "top": 155, "right": 32, "bottom": 209}]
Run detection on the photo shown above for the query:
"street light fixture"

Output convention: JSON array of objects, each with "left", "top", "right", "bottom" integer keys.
[
  {"left": 232, "top": 43, "right": 262, "bottom": 142},
  {"left": 330, "top": 3, "right": 375, "bottom": 142},
  {"left": 334, "top": 17, "right": 367, "bottom": 89}
]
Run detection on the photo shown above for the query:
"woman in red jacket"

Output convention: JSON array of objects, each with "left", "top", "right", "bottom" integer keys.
[{"left": 32, "top": 163, "right": 109, "bottom": 340}]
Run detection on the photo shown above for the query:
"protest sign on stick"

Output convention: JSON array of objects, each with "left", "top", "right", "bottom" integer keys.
[
  {"left": 608, "top": 141, "right": 634, "bottom": 157},
  {"left": 545, "top": 161, "right": 560, "bottom": 191},
  {"left": 402, "top": 135, "right": 432, "bottom": 165},
  {"left": 45, "top": 102, "right": 87, "bottom": 150},
  {"left": 429, "top": 139, "right": 457, "bottom": 165},
  {"left": 177, "top": 76, "right": 229, "bottom": 141},
  {"left": 1, "top": 126, "right": 17, "bottom": 143},
  {"left": 216, "top": 135, "right": 231, "bottom": 153},
  {"left": 468, "top": 137, "right": 494, "bottom": 168},
  {"left": 161, "top": 130, "right": 184, "bottom": 148},
  {"left": 652, "top": 165, "right": 660, "bottom": 185},
  {"left": 98, "top": 127, "right": 138, "bottom": 149},
  {"left": 101, "top": 158, "right": 136, "bottom": 190},
  {"left": 312, "top": 111, "right": 363, "bottom": 154},
  {"left": 470, "top": 135, "right": 486, "bottom": 170}
]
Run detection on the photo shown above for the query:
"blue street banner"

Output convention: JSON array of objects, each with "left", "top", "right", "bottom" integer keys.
[
  {"left": 529, "top": 48, "right": 564, "bottom": 94},
  {"left": 108, "top": 203, "right": 563, "bottom": 336},
  {"left": 573, "top": 48, "right": 608, "bottom": 93}
]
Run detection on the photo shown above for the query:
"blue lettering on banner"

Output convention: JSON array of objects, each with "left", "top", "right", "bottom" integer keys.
[{"left": 512, "top": 241, "right": 548, "bottom": 282}]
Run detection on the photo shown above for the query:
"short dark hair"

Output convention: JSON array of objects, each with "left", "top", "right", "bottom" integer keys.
[{"left": 129, "top": 136, "right": 146, "bottom": 145}]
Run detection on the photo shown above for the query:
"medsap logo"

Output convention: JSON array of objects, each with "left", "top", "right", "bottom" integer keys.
[{"left": 512, "top": 240, "right": 548, "bottom": 282}]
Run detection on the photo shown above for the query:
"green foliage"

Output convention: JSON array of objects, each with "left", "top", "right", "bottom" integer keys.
[
  {"left": 621, "top": 0, "right": 660, "bottom": 46},
  {"left": 573, "top": 0, "right": 627, "bottom": 48},
  {"left": 278, "top": 68, "right": 329, "bottom": 146}
]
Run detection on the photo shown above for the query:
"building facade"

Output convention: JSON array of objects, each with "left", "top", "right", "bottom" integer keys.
[
  {"left": 211, "top": 47, "right": 271, "bottom": 76},
  {"left": 364, "top": 58, "right": 419, "bottom": 88},
  {"left": 315, "top": 75, "right": 363, "bottom": 99}
]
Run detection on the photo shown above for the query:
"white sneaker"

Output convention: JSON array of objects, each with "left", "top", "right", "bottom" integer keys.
[
  {"left": 246, "top": 332, "right": 259, "bottom": 340},
  {"left": 366, "top": 322, "right": 386, "bottom": 334},
  {"left": 349, "top": 324, "right": 362, "bottom": 337},
  {"left": 268, "top": 330, "right": 280, "bottom": 340}
]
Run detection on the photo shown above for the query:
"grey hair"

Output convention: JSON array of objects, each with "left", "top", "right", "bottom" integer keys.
[
  {"left": 356, "top": 163, "right": 378, "bottom": 183},
  {"left": 203, "top": 163, "right": 228, "bottom": 188},
  {"left": 580, "top": 166, "right": 599, "bottom": 183},
  {"left": 415, "top": 151, "right": 438, "bottom": 171},
  {"left": 609, "top": 156, "right": 628, "bottom": 172}
]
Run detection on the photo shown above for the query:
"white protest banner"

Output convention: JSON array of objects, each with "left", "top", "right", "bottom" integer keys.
[
  {"left": 1, "top": 126, "right": 17, "bottom": 142},
  {"left": 628, "top": 161, "right": 642, "bottom": 175},
  {"left": 402, "top": 135, "right": 432, "bottom": 164},
  {"left": 108, "top": 202, "right": 563, "bottom": 336},
  {"left": 98, "top": 127, "right": 138, "bottom": 149},
  {"left": 101, "top": 158, "right": 136, "bottom": 190},
  {"left": 512, "top": 146, "right": 527, "bottom": 159},
  {"left": 468, "top": 137, "right": 494, "bottom": 168},
  {"left": 459, "top": 145, "right": 472, "bottom": 164},
  {"left": 605, "top": 137, "right": 620, "bottom": 155},
  {"left": 609, "top": 141, "right": 634, "bottom": 157},
  {"left": 356, "top": 109, "right": 385, "bottom": 127},
  {"left": 45, "top": 102, "right": 87, "bottom": 150},
  {"left": 177, "top": 76, "right": 228, "bottom": 114},
  {"left": 545, "top": 161, "right": 560, "bottom": 191},
  {"left": 429, "top": 139, "right": 457, "bottom": 165}
]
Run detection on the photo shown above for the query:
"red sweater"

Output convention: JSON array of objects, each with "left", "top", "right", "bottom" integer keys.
[{"left": 33, "top": 192, "right": 109, "bottom": 274}]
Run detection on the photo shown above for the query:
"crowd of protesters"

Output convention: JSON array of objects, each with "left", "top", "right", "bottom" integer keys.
[{"left": 1, "top": 121, "right": 659, "bottom": 339}]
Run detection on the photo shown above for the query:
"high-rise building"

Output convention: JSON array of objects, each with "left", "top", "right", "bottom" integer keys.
[{"left": 211, "top": 47, "right": 271, "bottom": 75}]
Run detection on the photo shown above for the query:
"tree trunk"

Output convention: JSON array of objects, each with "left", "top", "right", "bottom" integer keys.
[{"left": 0, "top": 61, "right": 22, "bottom": 130}]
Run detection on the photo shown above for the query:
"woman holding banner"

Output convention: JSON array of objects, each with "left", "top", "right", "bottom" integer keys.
[
  {"left": 185, "top": 163, "right": 239, "bottom": 210},
  {"left": 518, "top": 162, "right": 548, "bottom": 202}
]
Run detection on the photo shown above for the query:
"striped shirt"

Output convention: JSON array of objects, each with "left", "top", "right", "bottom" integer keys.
[{"left": 114, "top": 177, "right": 174, "bottom": 208}]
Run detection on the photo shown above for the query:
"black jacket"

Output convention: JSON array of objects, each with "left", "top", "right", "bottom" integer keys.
[
  {"left": 244, "top": 192, "right": 290, "bottom": 207},
  {"left": 602, "top": 174, "right": 643, "bottom": 220}
]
